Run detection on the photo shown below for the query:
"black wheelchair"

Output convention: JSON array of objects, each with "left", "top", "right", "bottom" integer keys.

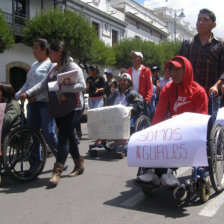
[
  {"left": 135, "top": 120, "right": 224, "bottom": 204},
  {"left": 88, "top": 114, "right": 151, "bottom": 159},
  {"left": 0, "top": 101, "right": 47, "bottom": 183}
]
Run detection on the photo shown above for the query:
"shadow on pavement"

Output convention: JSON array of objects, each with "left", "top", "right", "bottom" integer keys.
[
  {"left": 103, "top": 176, "right": 208, "bottom": 218},
  {"left": 0, "top": 171, "right": 70, "bottom": 193}
]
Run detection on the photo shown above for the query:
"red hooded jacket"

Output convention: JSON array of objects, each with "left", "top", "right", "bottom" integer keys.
[
  {"left": 152, "top": 56, "right": 208, "bottom": 125},
  {"left": 126, "top": 65, "right": 153, "bottom": 102}
]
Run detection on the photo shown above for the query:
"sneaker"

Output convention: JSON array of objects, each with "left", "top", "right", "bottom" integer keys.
[
  {"left": 161, "top": 171, "right": 180, "bottom": 187},
  {"left": 137, "top": 169, "right": 160, "bottom": 185}
]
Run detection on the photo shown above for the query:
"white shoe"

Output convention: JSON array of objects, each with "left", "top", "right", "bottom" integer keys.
[
  {"left": 161, "top": 171, "right": 180, "bottom": 187},
  {"left": 137, "top": 169, "right": 160, "bottom": 185}
]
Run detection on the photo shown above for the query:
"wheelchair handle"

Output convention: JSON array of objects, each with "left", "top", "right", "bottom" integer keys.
[{"left": 210, "top": 92, "right": 214, "bottom": 124}]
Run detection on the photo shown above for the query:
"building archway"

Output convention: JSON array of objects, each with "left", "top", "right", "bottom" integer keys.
[{"left": 6, "top": 62, "right": 30, "bottom": 92}]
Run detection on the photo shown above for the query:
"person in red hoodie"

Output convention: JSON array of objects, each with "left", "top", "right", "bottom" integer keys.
[
  {"left": 126, "top": 51, "right": 154, "bottom": 118},
  {"left": 137, "top": 56, "right": 208, "bottom": 187}
]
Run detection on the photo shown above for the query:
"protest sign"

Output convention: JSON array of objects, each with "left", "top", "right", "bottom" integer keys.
[
  {"left": 127, "top": 112, "right": 210, "bottom": 168},
  {"left": 87, "top": 105, "right": 132, "bottom": 139}
]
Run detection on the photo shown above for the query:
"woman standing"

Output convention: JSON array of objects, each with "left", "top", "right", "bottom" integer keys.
[
  {"left": 21, "top": 41, "right": 86, "bottom": 185},
  {"left": 15, "top": 38, "right": 58, "bottom": 157},
  {"left": 86, "top": 65, "right": 105, "bottom": 109}
]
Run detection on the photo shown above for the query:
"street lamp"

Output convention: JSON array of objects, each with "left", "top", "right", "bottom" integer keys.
[{"left": 174, "top": 9, "right": 185, "bottom": 42}]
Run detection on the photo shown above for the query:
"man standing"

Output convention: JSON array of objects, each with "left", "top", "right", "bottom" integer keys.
[
  {"left": 179, "top": 8, "right": 224, "bottom": 119},
  {"left": 126, "top": 50, "right": 154, "bottom": 119}
]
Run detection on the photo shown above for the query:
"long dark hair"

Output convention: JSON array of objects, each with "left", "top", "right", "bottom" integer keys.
[
  {"left": 0, "top": 83, "right": 15, "bottom": 103},
  {"left": 88, "top": 65, "right": 100, "bottom": 75},
  {"left": 49, "top": 41, "right": 71, "bottom": 73},
  {"left": 35, "top": 38, "right": 49, "bottom": 56}
]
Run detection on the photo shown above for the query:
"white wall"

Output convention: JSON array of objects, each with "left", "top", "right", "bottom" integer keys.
[
  {"left": 0, "top": 43, "right": 34, "bottom": 82},
  {"left": 126, "top": 24, "right": 160, "bottom": 43},
  {"left": 0, "top": 0, "right": 12, "bottom": 13},
  {"left": 30, "top": 0, "right": 42, "bottom": 18},
  {"left": 30, "top": 0, "right": 53, "bottom": 18}
]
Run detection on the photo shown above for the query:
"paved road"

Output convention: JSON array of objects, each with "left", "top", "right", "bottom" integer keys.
[{"left": 0, "top": 124, "right": 224, "bottom": 224}]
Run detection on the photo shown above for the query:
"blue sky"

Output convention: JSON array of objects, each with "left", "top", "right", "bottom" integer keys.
[{"left": 135, "top": 0, "right": 223, "bottom": 38}]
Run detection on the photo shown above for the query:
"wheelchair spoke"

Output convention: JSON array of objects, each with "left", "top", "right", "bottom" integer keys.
[
  {"left": 2, "top": 126, "right": 47, "bottom": 183},
  {"left": 208, "top": 123, "right": 224, "bottom": 192}
]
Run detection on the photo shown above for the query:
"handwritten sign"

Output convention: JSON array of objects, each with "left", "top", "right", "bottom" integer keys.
[
  {"left": 87, "top": 105, "right": 132, "bottom": 140},
  {"left": 0, "top": 103, "right": 6, "bottom": 155},
  {"left": 127, "top": 112, "right": 211, "bottom": 168}
]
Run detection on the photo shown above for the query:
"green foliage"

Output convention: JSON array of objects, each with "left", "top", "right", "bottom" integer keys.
[
  {"left": 113, "top": 38, "right": 181, "bottom": 69},
  {"left": 159, "top": 40, "right": 182, "bottom": 63},
  {"left": 22, "top": 9, "right": 115, "bottom": 66},
  {"left": 0, "top": 10, "right": 14, "bottom": 53}
]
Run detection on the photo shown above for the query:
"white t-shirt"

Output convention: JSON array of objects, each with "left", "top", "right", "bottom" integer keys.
[
  {"left": 131, "top": 65, "right": 142, "bottom": 92},
  {"left": 113, "top": 90, "right": 128, "bottom": 106}
]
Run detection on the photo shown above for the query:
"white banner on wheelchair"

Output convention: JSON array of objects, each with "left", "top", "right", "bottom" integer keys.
[
  {"left": 215, "top": 107, "right": 224, "bottom": 128},
  {"left": 127, "top": 112, "right": 210, "bottom": 168},
  {"left": 87, "top": 105, "right": 132, "bottom": 140}
]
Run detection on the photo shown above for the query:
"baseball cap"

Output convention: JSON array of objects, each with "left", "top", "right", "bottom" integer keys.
[
  {"left": 120, "top": 73, "right": 132, "bottom": 81},
  {"left": 165, "top": 58, "right": 184, "bottom": 68},
  {"left": 130, "top": 50, "right": 143, "bottom": 60},
  {"left": 104, "top": 70, "right": 114, "bottom": 76}
]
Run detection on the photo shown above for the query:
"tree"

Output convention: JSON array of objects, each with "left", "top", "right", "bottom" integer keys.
[
  {"left": 22, "top": 9, "right": 115, "bottom": 69},
  {"left": 113, "top": 38, "right": 181, "bottom": 69},
  {"left": 0, "top": 10, "right": 14, "bottom": 53},
  {"left": 159, "top": 40, "right": 181, "bottom": 63}
]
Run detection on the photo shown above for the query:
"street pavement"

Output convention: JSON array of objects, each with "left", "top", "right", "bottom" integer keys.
[{"left": 0, "top": 124, "right": 224, "bottom": 224}]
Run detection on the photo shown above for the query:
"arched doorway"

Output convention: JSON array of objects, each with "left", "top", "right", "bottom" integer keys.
[{"left": 10, "top": 67, "right": 27, "bottom": 92}]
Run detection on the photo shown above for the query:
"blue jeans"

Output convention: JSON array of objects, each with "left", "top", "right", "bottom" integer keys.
[
  {"left": 88, "top": 97, "right": 104, "bottom": 109},
  {"left": 208, "top": 95, "right": 221, "bottom": 123},
  {"left": 27, "top": 102, "right": 58, "bottom": 156},
  {"left": 55, "top": 110, "right": 82, "bottom": 164}
]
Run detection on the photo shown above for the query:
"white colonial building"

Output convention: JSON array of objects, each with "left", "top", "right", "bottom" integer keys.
[
  {"left": 153, "top": 6, "right": 196, "bottom": 42},
  {"left": 0, "top": 0, "right": 194, "bottom": 91}
]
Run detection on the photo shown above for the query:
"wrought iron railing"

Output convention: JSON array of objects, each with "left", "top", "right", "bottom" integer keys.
[
  {"left": 2, "top": 11, "right": 29, "bottom": 35},
  {"left": 3, "top": 11, "right": 29, "bottom": 26}
]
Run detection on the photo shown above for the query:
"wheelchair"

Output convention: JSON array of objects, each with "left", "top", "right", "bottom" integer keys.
[
  {"left": 88, "top": 113, "right": 151, "bottom": 159},
  {"left": 0, "top": 101, "right": 47, "bottom": 183},
  {"left": 134, "top": 120, "right": 224, "bottom": 204}
]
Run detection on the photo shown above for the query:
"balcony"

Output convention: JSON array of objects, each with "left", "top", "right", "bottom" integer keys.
[{"left": 2, "top": 11, "right": 29, "bottom": 36}]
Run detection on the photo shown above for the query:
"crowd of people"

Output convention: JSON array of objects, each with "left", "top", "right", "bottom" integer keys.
[{"left": 1, "top": 8, "right": 224, "bottom": 187}]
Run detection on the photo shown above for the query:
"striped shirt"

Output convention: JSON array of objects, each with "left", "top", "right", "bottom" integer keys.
[{"left": 179, "top": 34, "right": 224, "bottom": 94}]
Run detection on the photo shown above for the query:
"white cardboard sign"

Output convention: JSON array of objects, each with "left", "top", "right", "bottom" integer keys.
[
  {"left": 87, "top": 105, "right": 132, "bottom": 140},
  {"left": 127, "top": 112, "right": 211, "bottom": 168}
]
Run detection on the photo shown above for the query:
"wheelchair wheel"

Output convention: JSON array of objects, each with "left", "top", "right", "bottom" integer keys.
[
  {"left": 198, "top": 178, "right": 210, "bottom": 203},
  {"left": 135, "top": 115, "right": 151, "bottom": 132},
  {"left": 208, "top": 123, "right": 224, "bottom": 193},
  {"left": 88, "top": 149, "right": 98, "bottom": 157},
  {"left": 2, "top": 126, "right": 47, "bottom": 183}
]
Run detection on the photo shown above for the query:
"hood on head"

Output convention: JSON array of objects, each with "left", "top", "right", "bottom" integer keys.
[{"left": 167, "top": 56, "right": 194, "bottom": 97}]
